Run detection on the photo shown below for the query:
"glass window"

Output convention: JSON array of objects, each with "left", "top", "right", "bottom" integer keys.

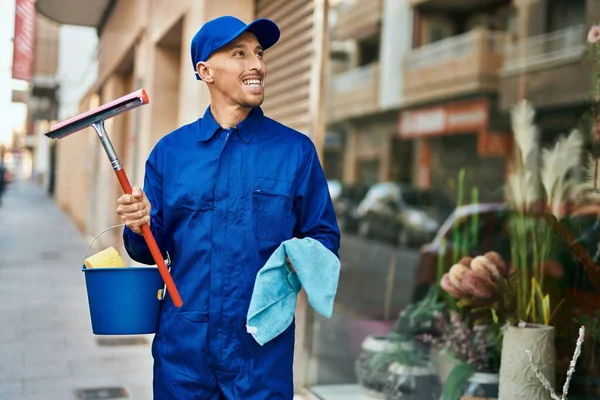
[{"left": 308, "top": 1, "right": 600, "bottom": 399}]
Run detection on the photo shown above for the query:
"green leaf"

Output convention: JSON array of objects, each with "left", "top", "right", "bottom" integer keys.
[
  {"left": 491, "top": 308, "right": 499, "bottom": 324},
  {"left": 443, "top": 362, "right": 476, "bottom": 400},
  {"left": 542, "top": 294, "right": 550, "bottom": 326}
]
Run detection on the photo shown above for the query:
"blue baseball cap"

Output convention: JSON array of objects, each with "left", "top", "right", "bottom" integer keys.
[{"left": 191, "top": 16, "right": 280, "bottom": 80}]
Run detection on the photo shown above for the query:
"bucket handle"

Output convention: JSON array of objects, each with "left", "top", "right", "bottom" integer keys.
[{"left": 83, "top": 223, "right": 171, "bottom": 300}]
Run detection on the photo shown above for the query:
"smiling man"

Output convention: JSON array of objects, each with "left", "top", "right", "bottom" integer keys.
[{"left": 115, "top": 15, "right": 340, "bottom": 399}]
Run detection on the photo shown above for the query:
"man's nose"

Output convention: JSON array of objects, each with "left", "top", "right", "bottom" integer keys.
[{"left": 248, "top": 55, "right": 263, "bottom": 72}]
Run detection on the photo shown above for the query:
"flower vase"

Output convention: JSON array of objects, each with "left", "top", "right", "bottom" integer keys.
[
  {"left": 355, "top": 335, "right": 400, "bottom": 397},
  {"left": 384, "top": 362, "right": 441, "bottom": 400},
  {"left": 461, "top": 372, "right": 499, "bottom": 400},
  {"left": 498, "top": 323, "right": 555, "bottom": 400}
]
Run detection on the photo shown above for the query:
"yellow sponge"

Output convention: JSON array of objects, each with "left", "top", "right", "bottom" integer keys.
[{"left": 84, "top": 246, "right": 127, "bottom": 268}]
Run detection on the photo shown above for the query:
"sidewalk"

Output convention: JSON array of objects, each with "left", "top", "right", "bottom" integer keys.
[{"left": 0, "top": 181, "right": 153, "bottom": 400}]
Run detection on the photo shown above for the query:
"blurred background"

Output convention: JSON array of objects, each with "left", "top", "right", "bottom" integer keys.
[{"left": 2, "top": 0, "right": 600, "bottom": 399}]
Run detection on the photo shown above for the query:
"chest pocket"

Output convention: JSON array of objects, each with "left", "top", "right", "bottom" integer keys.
[{"left": 251, "top": 177, "right": 294, "bottom": 243}]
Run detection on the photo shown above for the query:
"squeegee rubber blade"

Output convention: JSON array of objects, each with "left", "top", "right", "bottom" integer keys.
[{"left": 47, "top": 97, "right": 142, "bottom": 139}]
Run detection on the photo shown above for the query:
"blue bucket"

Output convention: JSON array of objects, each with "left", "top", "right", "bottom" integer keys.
[
  {"left": 81, "top": 224, "right": 168, "bottom": 335},
  {"left": 82, "top": 265, "right": 164, "bottom": 335}
]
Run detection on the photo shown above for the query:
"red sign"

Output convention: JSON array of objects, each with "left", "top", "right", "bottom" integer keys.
[
  {"left": 12, "top": 0, "right": 36, "bottom": 81},
  {"left": 398, "top": 98, "right": 490, "bottom": 138},
  {"left": 478, "top": 130, "right": 512, "bottom": 157}
]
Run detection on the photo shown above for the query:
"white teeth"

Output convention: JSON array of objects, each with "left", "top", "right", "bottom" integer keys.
[{"left": 243, "top": 79, "right": 261, "bottom": 87}]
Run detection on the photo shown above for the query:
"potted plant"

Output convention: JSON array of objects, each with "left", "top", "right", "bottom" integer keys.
[
  {"left": 438, "top": 251, "right": 516, "bottom": 400},
  {"left": 429, "top": 252, "right": 504, "bottom": 388},
  {"left": 440, "top": 247, "right": 563, "bottom": 400},
  {"left": 356, "top": 332, "right": 405, "bottom": 397},
  {"left": 381, "top": 338, "right": 441, "bottom": 400},
  {"left": 355, "top": 286, "right": 446, "bottom": 397},
  {"left": 494, "top": 85, "right": 585, "bottom": 398},
  {"left": 418, "top": 309, "right": 502, "bottom": 400}
]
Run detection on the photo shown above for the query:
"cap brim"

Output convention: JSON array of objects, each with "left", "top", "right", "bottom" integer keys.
[{"left": 244, "top": 18, "right": 280, "bottom": 50}]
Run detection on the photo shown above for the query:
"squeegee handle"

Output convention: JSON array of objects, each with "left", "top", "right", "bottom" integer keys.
[{"left": 115, "top": 168, "right": 184, "bottom": 308}]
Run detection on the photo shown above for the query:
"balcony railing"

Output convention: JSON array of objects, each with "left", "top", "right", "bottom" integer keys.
[
  {"left": 403, "top": 28, "right": 507, "bottom": 104},
  {"left": 408, "top": 0, "right": 503, "bottom": 10},
  {"left": 502, "top": 24, "right": 587, "bottom": 74},
  {"left": 333, "top": 0, "right": 382, "bottom": 41},
  {"left": 328, "top": 62, "right": 380, "bottom": 122}
]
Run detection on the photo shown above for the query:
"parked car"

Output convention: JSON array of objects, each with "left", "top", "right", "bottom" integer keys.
[
  {"left": 355, "top": 182, "right": 454, "bottom": 247},
  {"left": 410, "top": 203, "right": 511, "bottom": 301},
  {"left": 327, "top": 180, "right": 369, "bottom": 234},
  {"left": 409, "top": 201, "right": 600, "bottom": 302}
]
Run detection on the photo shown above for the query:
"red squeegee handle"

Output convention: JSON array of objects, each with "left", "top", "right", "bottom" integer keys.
[{"left": 115, "top": 168, "right": 183, "bottom": 308}]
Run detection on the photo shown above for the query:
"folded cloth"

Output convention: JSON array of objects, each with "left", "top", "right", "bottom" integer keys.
[{"left": 246, "top": 237, "right": 340, "bottom": 345}]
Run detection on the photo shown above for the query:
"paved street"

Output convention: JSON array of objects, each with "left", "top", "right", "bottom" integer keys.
[{"left": 0, "top": 181, "right": 154, "bottom": 400}]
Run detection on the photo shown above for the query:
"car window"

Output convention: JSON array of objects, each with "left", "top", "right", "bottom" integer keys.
[
  {"left": 400, "top": 187, "right": 425, "bottom": 207},
  {"left": 327, "top": 180, "right": 342, "bottom": 200},
  {"left": 367, "top": 183, "right": 397, "bottom": 201},
  {"left": 442, "top": 209, "right": 510, "bottom": 258}
]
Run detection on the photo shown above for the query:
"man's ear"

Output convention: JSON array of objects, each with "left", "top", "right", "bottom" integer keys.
[{"left": 196, "top": 62, "right": 213, "bottom": 83}]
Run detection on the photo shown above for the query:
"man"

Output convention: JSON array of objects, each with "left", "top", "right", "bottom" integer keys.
[{"left": 116, "top": 15, "right": 340, "bottom": 399}]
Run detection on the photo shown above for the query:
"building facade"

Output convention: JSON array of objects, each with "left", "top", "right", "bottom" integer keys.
[
  {"left": 327, "top": 0, "right": 515, "bottom": 205},
  {"left": 26, "top": 13, "right": 60, "bottom": 195},
  {"left": 501, "top": 0, "right": 600, "bottom": 141}
]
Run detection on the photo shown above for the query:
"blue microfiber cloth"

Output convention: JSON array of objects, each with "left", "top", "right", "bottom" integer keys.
[{"left": 246, "top": 237, "right": 340, "bottom": 345}]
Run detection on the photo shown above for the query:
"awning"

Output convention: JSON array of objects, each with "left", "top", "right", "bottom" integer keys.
[{"left": 35, "top": 0, "right": 112, "bottom": 28}]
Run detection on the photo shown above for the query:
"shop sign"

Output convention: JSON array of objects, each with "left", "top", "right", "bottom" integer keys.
[
  {"left": 398, "top": 98, "right": 489, "bottom": 138},
  {"left": 12, "top": 0, "right": 36, "bottom": 81},
  {"left": 478, "top": 130, "right": 512, "bottom": 157}
]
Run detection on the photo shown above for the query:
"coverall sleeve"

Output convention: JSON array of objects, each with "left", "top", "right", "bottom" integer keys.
[
  {"left": 122, "top": 146, "right": 169, "bottom": 265},
  {"left": 293, "top": 141, "right": 341, "bottom": 258}
]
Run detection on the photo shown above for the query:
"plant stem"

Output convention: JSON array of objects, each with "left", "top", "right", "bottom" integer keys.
[
  {"left": 437, "top": 238, "right": 445, "bottom": 286},
  {"left": 471, "top": 187, "right": 479, "bottom": 250},
  {"left": 453, "top": 169, "right": 466, "bottom": 264},
  {"left": 517, "top": 213, "right": 530, "bottom": 321}
]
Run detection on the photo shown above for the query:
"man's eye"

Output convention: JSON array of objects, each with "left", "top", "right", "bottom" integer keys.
[
  {"left": 256, "top": 51, "right": 264, "bottom": 58},
  {"left": 234, "top": 51, "right": 244, "bottom": 57}
]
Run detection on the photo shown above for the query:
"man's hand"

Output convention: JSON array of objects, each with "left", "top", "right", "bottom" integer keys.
[
  {"left": 286, "top": 256, "right": 295, "bottom": 273},
  {"left": 116, "top": 186, "right": 151, "bottom": 235},
  {"left": 286, "top": 237, "right": 297, "bottom": 272}
]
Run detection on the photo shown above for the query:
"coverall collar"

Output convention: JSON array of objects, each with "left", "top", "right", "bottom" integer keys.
[{"left": 198, "top": 106, "right": 264, "bottom": 144}]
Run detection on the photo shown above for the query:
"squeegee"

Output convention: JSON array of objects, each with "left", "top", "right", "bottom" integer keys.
[{"left": 45, "top": 89, "right": 183, "bottom": 308}]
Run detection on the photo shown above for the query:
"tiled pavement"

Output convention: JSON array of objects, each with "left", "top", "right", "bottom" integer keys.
[{"left": 0, "top": 181, "right": 154, "bottom": 400}]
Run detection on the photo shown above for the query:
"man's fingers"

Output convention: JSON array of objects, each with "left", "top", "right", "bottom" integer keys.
[
  {"left": 117, "top": 194, "right": 138, "bottom": 205},
  {"left": 117, "top": 201, "right": 147, "bottom": 214},
  {"left": 132, "top": 186, "right": 144, "bottom": 199},
  {"left": 116, "top": 187, "right": 150, "bottom": 235},
  {"left": 120, "top": 215, "right": 151, "bottom": 231},
  {"left": 286, "top": 256, "right": 296, "bottom": 272},
  {"left": 143, "top": 195, "right": 151, "bottom": 210}
]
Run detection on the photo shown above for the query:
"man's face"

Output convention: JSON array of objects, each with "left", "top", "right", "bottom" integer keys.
[{"left": 201, "top": 32, "right": 267, "bottom": 108}]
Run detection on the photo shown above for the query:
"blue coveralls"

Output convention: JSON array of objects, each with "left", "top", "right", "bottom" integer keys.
[{"left": 123, "top": 106, "right": 340, "bottom": 399}]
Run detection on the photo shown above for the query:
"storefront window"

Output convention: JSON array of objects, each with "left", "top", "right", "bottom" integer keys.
[{"left": 313, "top": 1, "right": 600, "bottom": 398}]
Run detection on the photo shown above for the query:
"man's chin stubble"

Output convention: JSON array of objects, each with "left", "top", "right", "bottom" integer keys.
[{"left": 240, "top": 97, "right": 263, "bottom": 108}]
